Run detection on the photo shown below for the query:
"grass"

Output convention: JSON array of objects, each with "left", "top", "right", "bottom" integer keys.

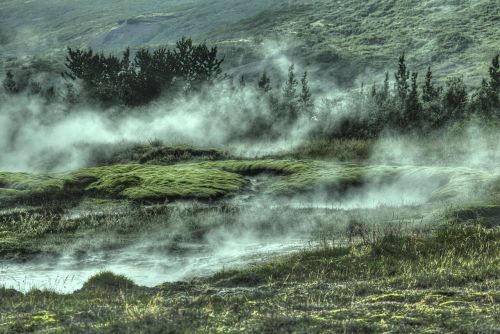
[
  {"left": 0, "top": 0, "right": 286, "bottom": 54},
  {"left": 69, "top": 163, "right": 247, "bottom": 201},
  {"left": 84, "top": 142, "right": 231, "bottom": 166},
  {"left": 0, "top": 163, "right": 248, "bottom": 205},
  {"left": 0, "top": 172, "right": 64, "bottom": 204},
  {"left": 209, "top": 0, "right": 499, "bottom": 86},
  {"left": 0, "top": 148, "right": 498, "bottom": 331},
  {"left": 0, "top": 150, "right": 499, "bottom": 331},
  {"left": 0, "top": 199, "right": 430, "bottom": 260},
  {"left": 2, "top": 158, "right": 500, "bottom": 206},
  {"left": 0, "top": 222, "right": 497, "bottom": 333},
  {"left": 277, "top": 138, "right": 376, "bottom": 162}
]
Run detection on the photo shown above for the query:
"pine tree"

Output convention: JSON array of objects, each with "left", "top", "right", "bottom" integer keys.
[
  {"left": 422, "top": 66, "right": 440, "bottom": 102},
  {"left": 394, "top": 54, "right": 409, "bottom": 103},
  {"left": 299, "top": 71, "right": 312, "bottom": 107},
  {"left": 258, "top": 71, "right": 271, "bottom": 93},
  {"left": 279, "top": 64, "right": 300, "bottom": 124},
  {"left": 489, "top": 54, "right": 499, "bottom": 92},
  {"left": 64, "top": 38, "right": 224, "bottom": 106},
  {"left": 488, "top": 54, "right": 499, "bottom": 108},
  {"left": 43, "top": 86, "right": 56, "bottom": 103},
  {"left": 30, "top": 81, "right": 42, "bottom": 96},
  {"left": 405, "top": 72, "right": 422, "bottom": 128},
  {"left": 3, "top": 71, "right": 18, "bottom": 94},
  {"left": 470, "top": 54, "right": 500, "bottom": 117},
  {"left": 372, "top": 72, "right": 390, "bottom": 108},
  {"left": 443, "top": 77, "right": 468, "bottom": 120},
  {"left": 472, "top": 78, "right": 494, "bottom": 117},
  {"left": 239, "top": 75, "right": 246, "bottom": 87},
  {"left": 382, "top": 72, "right": 390, "bottom": 101},
  {"left": 283, "top": 64, "right": 298, "bottom": 101}
]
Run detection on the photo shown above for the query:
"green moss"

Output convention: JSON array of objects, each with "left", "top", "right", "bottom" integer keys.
[
  {"left": 0, "top": 172, "right": 65, "bottom": 204},
  {"left": 69, "top": 163, "right": 247, "bottom": 201},
  {"left": 2, "top": 160, "right": 500, "bottom": 205},
  {"left": 81, "top": 272, "right": 137, "bottom": 293},
  {"left": 0, "top": 163, "right": 249, "bottom": 204}
]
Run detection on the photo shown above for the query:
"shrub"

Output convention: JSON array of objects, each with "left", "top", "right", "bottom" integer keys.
[
  {"left": 64, "top": 38, "right": 224, "bottom": 106},
  {"left": 81, "top": 271, "right": 137, "bottom": 293}
]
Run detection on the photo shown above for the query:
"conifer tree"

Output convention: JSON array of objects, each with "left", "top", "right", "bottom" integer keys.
[
  {"left": 405, "top": 72, "right": 422, "bottom": 127},
  {"left": 283, "top": 64, "right": 298, "bottom": 101},
  {"left": 239, "top": 75, "right": 246, "bottom": 87},
  {"left": 488, "top": 54, "right": 499, "bottom": 107},
  {"left": 394, "top": 54, "right": 409, "bottom": 103},
  {"left": 422, "top": 66, "right": 440, "bottom": 102},
  {"left": 258, "top": 71, "right": 271, "bottom": 93},
  {"left": 382, "top": 72, "right": 390, "bottom": 101},
  {"left": 3, "top": 71, "right": 18, "bottom": 94},
  {"left": 443, "top": 77, "right": 468, "bottom": 120},
  {"left": 299, "top": 71, "right": 312, "bottom": 107}
]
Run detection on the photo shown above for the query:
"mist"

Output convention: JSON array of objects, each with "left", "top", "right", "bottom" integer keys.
[
  {"left": 0, "top": 82, "right": 310, "bottom": 172},
  {"left": 1, "top": 37, "right": 499, "bottom": 298}
]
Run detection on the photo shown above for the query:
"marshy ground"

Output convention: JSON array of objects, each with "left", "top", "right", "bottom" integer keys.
[{"left": 0, "top": 142, "right": 499, "bottom": 333}]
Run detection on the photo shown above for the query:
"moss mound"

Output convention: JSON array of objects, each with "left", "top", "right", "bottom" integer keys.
[
  {"left": 81, "top": 272, "right": 137, "bottom": 293},
  {"left": 1, "top": 160, "right": 500, "bottom": 206}
]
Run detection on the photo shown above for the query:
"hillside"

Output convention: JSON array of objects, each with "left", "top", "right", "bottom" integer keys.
[
  {"left": 208, "top": 0, "right": 500, "bottom": 85},
  {"left": 0, "top": 0, "right": 285, "bottom": 54},
  {"left": 2, "top": 0, "right": 498, "bottom": 86}
]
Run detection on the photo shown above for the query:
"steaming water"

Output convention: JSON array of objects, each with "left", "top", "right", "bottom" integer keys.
[
  {"left": 0, "top": 174, "right": 440, "bottom": 293},
  {"left": 231, "top": 175, "right": 436, "bottom": 209},
  {"left": 0, "top": 237, "right": 310, "bottom": 293}
]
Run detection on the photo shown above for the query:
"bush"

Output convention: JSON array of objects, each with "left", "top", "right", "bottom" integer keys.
[
  {"left": 64, "top": 38, "right": 224, "bottom": 106},
  {"left": 81, "top": 271, "right": 137, "bottom": 293}
]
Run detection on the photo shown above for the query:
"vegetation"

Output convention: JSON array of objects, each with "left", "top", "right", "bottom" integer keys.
[
  {"left": 4, "top": 49, "right": 498, "bottom": 141},
  {"left": 63, "top": 38, "right": 223, "bottom": 105},
  {"left": 315, "top": 53, "right": 500, "bottom": 139},
  {"left": 2, "top": 157, "right": 500, "bottom": 208},
  {"left": 210, "top": 0, "right": 499, "bottom": 85},
  {"left": 0, "top": 221, "right": 498, "bottom": 333},
  {"left": 1, "top": 2, "right": 499, "bottom": 332},
  {"left": 0, "top": 162, "right": 247, "bottom": 205}
]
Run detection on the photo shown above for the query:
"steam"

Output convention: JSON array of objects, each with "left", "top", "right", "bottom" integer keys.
[
  {"left": 0, "top": 78, "right": 315, "bottom": 172},
  {"left": 370, "top": 125, "right": 500, "bottom": 171},
  {"left": 2, "top": 36, "right": 500, "bottom": 296},
  {"left": 0, "top": 199, "right": 428, "bottom": 293}
]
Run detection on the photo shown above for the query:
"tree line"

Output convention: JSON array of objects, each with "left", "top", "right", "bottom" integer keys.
[
  {"left": 2, "top": 38, "right": 499, "bottom": 139},
  {"left": 315, "top": 53, "right": 499, "bottom": 138}
]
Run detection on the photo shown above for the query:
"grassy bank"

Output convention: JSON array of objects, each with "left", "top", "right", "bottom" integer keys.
[
  {"left": 0, "top": 221, "right": 498, "bottom": 333},
  {"left": 210, "top": 0, "right": 499, "bottom": 85},
  {"left": 1, "top": 158, "right": 500, "bottom": 206}
]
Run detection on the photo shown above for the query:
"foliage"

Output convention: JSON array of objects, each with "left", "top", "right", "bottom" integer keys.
[
  {"left": 2, "top": 71, "right": 18, "bottom": 94},
  {"left": 0, "top": 221, "right": 498, "bottom": 333},
  {"left": 317, "top": 54, "right": 500, "bottom": 139},
  {"left": 257, "top": 71, "right": 271, "bottom": 93},
  {"left": 63, "top": 38, "right": 224, "bottom": 106},
  {"left": 81, "top": 272, "right": 137, "bottom": 292}
]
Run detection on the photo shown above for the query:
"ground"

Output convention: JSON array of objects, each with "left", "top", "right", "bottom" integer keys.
[
  {"left": 0, "top": 222, "right": 498, "bottom": 333},
  {"left": 0, "top": 142, "right": 499, "bottom": 333}
]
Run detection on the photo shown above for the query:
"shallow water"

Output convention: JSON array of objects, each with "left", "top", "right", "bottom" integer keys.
[
  {"left": 0, "top": 237, "right": 310, "bottom": 293},
  {"left": 0, "top": 172, "right": 444, "bottom": 293}
]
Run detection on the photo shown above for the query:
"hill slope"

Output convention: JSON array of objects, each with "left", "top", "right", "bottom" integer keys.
[
  {"left": 1, "top": 0, "right": 498, "bottom": 85},
  {"left": 208, "top": 0, "right": 499, "bottom": 85},
  {"left": 0, "top": 0, "right": 285, "bottom": 55}
]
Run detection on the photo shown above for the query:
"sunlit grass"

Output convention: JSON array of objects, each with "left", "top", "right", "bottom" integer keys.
[{"left": 0, "top": 221, "right": 497, "bottom": 333}]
